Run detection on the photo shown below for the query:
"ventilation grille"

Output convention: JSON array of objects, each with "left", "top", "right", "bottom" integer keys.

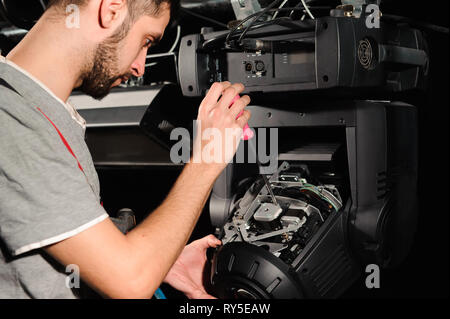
[
  {"left": 358, "top": 38, "right": 377, "bottom": 70},
  {"left": 377, "top": 168, "right": 400, "bottom": 200},
  {"left": 309, "top": 245, "right": 353, "bottom": 297},
  {"left": 377, "top": 171, "right": 388, "bottom": 199}
]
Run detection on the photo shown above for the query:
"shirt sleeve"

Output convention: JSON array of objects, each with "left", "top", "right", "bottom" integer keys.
[{"left": 0, "top": 103, "right": 109, "bottom": 256}]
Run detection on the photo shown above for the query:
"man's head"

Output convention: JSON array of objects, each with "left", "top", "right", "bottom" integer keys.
[{"left": 46, "top": 0, "right": 179, "bottom": 99}]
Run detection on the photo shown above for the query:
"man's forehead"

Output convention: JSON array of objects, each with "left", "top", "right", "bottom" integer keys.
[{"left": 139, "top": 10, "right": 171, "bottom": 39}]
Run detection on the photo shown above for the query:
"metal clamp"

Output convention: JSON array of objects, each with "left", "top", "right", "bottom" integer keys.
[{"left": 230, "top": 0, "right": 262, "bottom": 21}]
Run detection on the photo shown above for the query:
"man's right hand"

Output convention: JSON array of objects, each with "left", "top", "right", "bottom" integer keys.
[
  {"left": 192, "top": 82, "right": 251, "bottom": 176},
  {"left": 43, "top": 82, "right": 251, "bottom": 299}
]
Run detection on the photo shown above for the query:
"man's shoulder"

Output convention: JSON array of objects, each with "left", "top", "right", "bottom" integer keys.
[
  {"left": 0, "top": 79, "right": 31, "bottom": 110},
  {"left": 0, "top": 79, "right": 47, "bottom": 126}
]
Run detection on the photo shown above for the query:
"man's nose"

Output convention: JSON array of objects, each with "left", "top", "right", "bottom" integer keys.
[{"left": 131, "top": 48, "right": 147, "bottom": 77}]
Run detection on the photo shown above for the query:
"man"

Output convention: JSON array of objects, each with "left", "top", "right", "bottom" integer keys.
[{"left": 0, "top": 0, "right": 251, "bottom": 298}]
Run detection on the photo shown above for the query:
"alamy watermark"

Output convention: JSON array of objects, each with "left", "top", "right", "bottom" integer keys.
[
  {"left": 63, "top": 3, "right": 381, "bottom": 29},
  {"left": 365, "top": 4, "right": 381, "bottom": 29},
  {"left": 170, "top": 121, "right": 279, "bottom": 174},
  {"left": 365, "top": 264, "right": 381, "bottom": 289},
  {"left": 65, "top": 264, "right": 80, "bottom": 289},
  {"left": 65, "top": 4, "right": 80, "bottom": 29}
]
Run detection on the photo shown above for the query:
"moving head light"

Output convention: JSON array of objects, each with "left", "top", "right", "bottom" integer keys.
[
  {"left": 175, "top": 1, "right": 430, "bottom": 299},
  {"left": 178, "top": 5, "right": 429, "bottom": 97}
]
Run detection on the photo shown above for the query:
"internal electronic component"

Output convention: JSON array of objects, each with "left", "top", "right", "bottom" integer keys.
[{"left": 220, "top": 161, "right": 343, "bottom": 265}]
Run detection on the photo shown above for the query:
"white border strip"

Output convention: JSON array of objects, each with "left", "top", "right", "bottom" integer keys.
[{"left": 12, "top": 213, "right": 109, "bottom": 256}]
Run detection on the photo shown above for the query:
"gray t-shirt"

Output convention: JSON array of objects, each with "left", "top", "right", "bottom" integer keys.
[{"left": 0, "top": 57, "right": 109, "bottom": 298}]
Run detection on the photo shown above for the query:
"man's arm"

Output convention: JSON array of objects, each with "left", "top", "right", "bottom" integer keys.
[
  {"left": 45, "top": 161, "right": 217, "bottom": 298},
  {"left": 44, "top": 82, "right": 251, "bottom": 298}
]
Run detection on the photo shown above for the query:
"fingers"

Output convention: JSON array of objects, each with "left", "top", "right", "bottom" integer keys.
[
  {"left": 189, "top": 235, "right": 222, "bottom": 249},
  {"left": 199, "top": 82, "right": 231, "bottom": 115},
  {"left": 189, "top": 290, "right": 218, "bottom": 299},
  {"left": 229, "top": 95, "right": 251, "bottom": 120},
  {"left": 218, "top": 83, "right": 245, "bottom": 111},
  {"left": 193, "top": 234, "right": 221, "bottom": 249},
  {"left": 199, "top": 82, "right": 248, "bottom": 122},
  {"left": 206, "top": 234, "right": 222, "bottom": 248},
  {"left": 199, "top": 293, "right": 217, "bottom": 300},
  {"left": 236, "top": 110, "right": 251, "bottom": 129}
]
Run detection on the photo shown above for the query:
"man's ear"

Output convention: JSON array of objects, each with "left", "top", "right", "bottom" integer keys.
[{"left": 99, "top": 0, "right": 128, "bottom": 29}]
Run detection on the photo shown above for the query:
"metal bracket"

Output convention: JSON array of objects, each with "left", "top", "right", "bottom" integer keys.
[
  {"left": 340, "top": 0, "right": 381, "bottom": 18},
  {"left": 379, "top": 45, "right": 428, "bottom": 67},
  {"left": 230, "top": 0, "right": 262, "bottom": 21}
]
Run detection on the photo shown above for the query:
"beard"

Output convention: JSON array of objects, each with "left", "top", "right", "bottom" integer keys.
[{"left": 79, "top": 24, "right": 132, "bottom": 100}]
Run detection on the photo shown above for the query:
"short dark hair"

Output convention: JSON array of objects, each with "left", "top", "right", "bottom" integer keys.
[{"left": 47, "top": 0, "right": 180, "bottom": 21}]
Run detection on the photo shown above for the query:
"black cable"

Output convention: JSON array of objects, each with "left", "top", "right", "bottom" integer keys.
[
  {"left": 225, "top": 8, "right": 272, "bottom": 45},
  {"left": 226, "top": 1, "right": 288, "bottom": 45},
  {"left": 202, "top": 24, "right": 265, "bottom": 50},
  {"left": 237, "top": 0, "right": 284, "bottom": 44},
  {"left": 289, "top": 1, "right": 305, "bottom": 19},
  {"left": 205, "top": 11, "right": 316, "bottom": 51},
  {"left": 225, "top": 6, "right": 324, "bottom": 46},
  {"left": 204, "top": 20, "right": 276, "bottom": 51},
  {"left": 180, "top": 8, "right": 228, "bottom": 29},
  {"left": 236, "top": 8, "right": 318, "bottom": 47}
]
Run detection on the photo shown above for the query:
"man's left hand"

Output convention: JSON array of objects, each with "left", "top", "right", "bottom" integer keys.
[{"left": 163, "top": 235, "right": 222, "bottom": 299}]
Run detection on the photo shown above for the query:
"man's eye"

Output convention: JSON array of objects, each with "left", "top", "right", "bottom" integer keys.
[{"left": 144, "top": 39, "right": 153, "bottom": 48}]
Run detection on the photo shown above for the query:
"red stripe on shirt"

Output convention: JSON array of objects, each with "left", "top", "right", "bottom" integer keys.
[{"left": 36, "top": 107, "right": 84, "bottom": 172}]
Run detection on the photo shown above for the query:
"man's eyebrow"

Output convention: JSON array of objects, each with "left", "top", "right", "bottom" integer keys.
[{"left": 149, "top": 32, "right": 163, "bottom": 44}]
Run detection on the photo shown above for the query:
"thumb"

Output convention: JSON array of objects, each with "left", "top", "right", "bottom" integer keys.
[
  {"left": 206, "top": 235, "right": 222, "bottom": 248},
  {"left": 194, "top": 235, "right": 221, "bottom": 249},
  {"left": 190, "top": 290, "right": 218, "bottom": 299}
]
